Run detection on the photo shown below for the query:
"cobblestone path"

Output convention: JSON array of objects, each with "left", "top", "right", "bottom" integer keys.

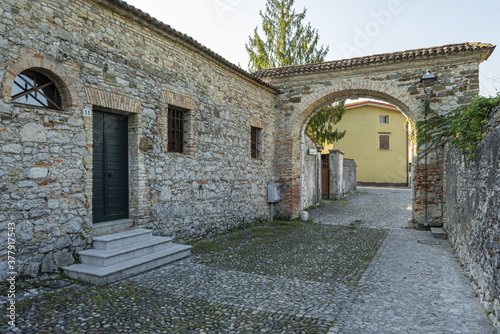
[
  {"left": 2, "top": 187, "right": 495, "bottom": 333},
  {"left": 312, "top": 187, "right": 495, "bottom": 333}
]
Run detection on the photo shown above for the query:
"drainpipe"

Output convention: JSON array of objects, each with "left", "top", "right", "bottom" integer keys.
[
  {"left": 406, "top": 122, "right": 409, "bottom": 187},
  {"left": 315, "top": 151, "right": 318, "bottom": 208}
]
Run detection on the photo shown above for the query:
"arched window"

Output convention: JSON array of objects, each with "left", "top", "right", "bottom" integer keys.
[{"left": 11, "top": 70, "right": 62, "bottom": 110}]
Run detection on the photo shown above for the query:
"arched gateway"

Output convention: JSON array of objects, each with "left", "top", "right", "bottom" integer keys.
[{"left": 254, "top": 42, "right": 495, "bottom": 227}]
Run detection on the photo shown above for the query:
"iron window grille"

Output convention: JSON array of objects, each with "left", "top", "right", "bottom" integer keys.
[
  {"left": 251, "top": 126, "right": 262, "bottom": 159},
  {"left": 168, "top": 106, "right": 187, "bottom": 153},
  {"left": 11, "top": 70, "right": 62, "bottom": 110}
]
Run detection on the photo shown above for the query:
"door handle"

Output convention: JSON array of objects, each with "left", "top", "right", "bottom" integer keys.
[{"left": 108, "top": 173, "right": 115, "bottom": 177}]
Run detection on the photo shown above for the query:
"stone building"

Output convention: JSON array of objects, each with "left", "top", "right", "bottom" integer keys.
[
  {"left": 0, "top": 0, "right": 496, "bottom": 281},
  {"left": 0, "top": 0, "right": 278, "bottom": 278}
]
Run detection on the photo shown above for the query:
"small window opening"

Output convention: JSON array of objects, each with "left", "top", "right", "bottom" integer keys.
[
  {"left": 168, "top": 106, "right": 187, "bottom": 153},
  {"left": 379, "top": 115, "right": 389, "bottom": 124},
  {"left": 251, "top": 126, "right": 262, "bottom": 159},
  {"left": 11, "top": 70, "right": 62, "bottom": 110},
  {"left": 379, "top": 134, "right": 390, "bottom": 150}
]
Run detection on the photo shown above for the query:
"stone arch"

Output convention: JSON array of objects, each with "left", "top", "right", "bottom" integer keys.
[
  {"left": 2, "top": 55, "right": 79, "bottom": 109},
  {"left": 291, "top": 80, "right": 420, "bottom": 142},
  {"left": 289, "top": 81, "right": 419, "bottom": 214}
]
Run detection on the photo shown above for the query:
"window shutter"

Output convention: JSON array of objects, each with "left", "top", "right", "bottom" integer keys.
[{"left": 379, "top": 135, "right": 390, "bottom": 150}]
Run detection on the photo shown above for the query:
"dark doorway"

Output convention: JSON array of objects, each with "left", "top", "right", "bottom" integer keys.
[
  {"left": 321, "top": 154, "right": 329, "bottom": 196},
  {"left": 93, "top": 110, "right": 129, "bottom": 223}
]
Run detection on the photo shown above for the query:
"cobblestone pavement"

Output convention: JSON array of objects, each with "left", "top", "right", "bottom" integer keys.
[
  {"left": 317, "top": 187, "right": 495, "bottom": 334},
  {"left": 2, "top": 187, "right": 496, "bottom": 333}
]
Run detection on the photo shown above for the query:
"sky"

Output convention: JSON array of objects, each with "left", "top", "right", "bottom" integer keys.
[{"left": 125, "top": 0, "right": 500, "bottom": 97}]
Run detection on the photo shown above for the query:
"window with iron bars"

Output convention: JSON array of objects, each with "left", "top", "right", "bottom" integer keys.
[
  {"left": 168, "top": 106, "right": 187, "bottom": 153},
  {"left": 11, "top": 70, "right": 62, "bottom": 110},
  {"left": 251, "top": 126, "right": 262, "bottom": 159}
]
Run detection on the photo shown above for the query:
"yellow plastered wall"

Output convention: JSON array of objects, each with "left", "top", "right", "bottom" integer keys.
[{"left": 321, "top": 102, "right": 410, "bottom": 185}]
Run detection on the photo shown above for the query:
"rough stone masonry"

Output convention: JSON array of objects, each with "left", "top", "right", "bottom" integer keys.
[
  {"left": 0, "top": 0, "right": 496, "bottom": 282},
  {"left": 0, "top": 0, "right": 277, "bottom": 278},
  {"left": 444, "top": 105, "right": 500, "bottom": 328}
]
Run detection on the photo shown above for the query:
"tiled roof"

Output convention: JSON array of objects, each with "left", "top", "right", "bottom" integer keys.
[
  {"left": 344, "top": 100, "right": 398, "bottom": 110},
  {"left": 100, "top": 0, "right": 280, "bottom": 93},
  {"left": 252, "top": 42, "right": 496, "bottom": 78}
]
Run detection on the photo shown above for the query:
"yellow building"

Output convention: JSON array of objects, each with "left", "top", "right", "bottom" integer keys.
[{"left": 321, "top": 100, "right": 411, "bottom": 187}]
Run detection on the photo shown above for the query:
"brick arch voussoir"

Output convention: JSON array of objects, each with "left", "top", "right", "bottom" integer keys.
[
  {"left": 2, "top": 56, "right": 79, "bottom": 109},
  {"left": 291, "top": 81, "right": 419, "bottom": 140}
]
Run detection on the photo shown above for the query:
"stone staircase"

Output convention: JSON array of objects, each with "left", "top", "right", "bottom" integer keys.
[{"left": 64, "top": 229, "right": 191, "bottom": 285}]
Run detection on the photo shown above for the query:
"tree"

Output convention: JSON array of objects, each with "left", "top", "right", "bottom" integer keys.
[
  {"left": 305, "top": 101, "right": 346, "bottom": 145},
  {"left": 245, "top": 0, "right": 329, "bottom": 72},
  {"left": 247, "top": 0, "right": 345, "bottom": 146}
]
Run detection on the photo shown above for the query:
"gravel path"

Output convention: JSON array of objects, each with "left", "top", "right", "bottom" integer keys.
[{"left": 1, "top": 186, "right": 495, "bottom": 333}]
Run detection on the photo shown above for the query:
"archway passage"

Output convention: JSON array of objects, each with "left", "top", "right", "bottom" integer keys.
[
  {"left": 253, "top": 42, "right": 495, "bottom": 227},
  {"left": 319, "top": 99, "right": 412, "bottom": 188}
]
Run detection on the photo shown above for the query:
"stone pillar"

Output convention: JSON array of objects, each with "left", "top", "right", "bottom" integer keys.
[
  {"left": 316, "top": 152, "right": 322, "bottom": 204},
  {"left": 413, "top": 146, "right": 444, "bottom": 228},
  {"left": 329, "top": 149, "right": 344, "bottom": 199}
]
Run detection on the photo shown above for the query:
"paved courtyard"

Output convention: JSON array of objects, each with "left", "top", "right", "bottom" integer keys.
[{"left": 2, "top": 187, "right": 496, "bottom": 333}]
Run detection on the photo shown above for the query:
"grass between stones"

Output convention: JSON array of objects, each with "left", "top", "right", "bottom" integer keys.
[
  {"left": 192, "top": 220, "right": 388, "bottom": 285},
  {"left": 4, "top": 220, "right": 387, "bottom": 333},
  {"left": 7, "top": 282, "right": 332, "bottom": 333}
]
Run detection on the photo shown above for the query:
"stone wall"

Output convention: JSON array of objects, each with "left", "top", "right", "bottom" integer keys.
[
  {"left": 327, "top": 149, "right": 357, "bottom": 199},
  {"left": 0, "top": 0, "right": 277, "bottom": 277},
  {"left": 300, "top": 133, "right": 321, "bottom": 210},
  {"left": 444, "top": 106, "right": 500, "bottom": 328},
  {"left": 343, "top": 158, "right": 357, "bottom": 196},
  {"left": 257, "top": 44, "right": 493, "bottom": 224}
]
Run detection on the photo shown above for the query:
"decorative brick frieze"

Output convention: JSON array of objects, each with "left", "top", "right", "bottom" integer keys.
[
  {"left": 162, "top": 89, "right": 196, "bottom": 110},
  {"left": 84, "top": 87, "right": 142, "bottom": 114},
  {"left": 250, "top": 118, "right": 265, "bottom": 129}
]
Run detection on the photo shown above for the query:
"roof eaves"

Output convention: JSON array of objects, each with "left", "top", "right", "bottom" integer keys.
[
  {"left": 95, "top": 0, "right": 280, "bottom": 94},
  {"left": 253, "top": 42, "right": 496, "bottom": 78}
]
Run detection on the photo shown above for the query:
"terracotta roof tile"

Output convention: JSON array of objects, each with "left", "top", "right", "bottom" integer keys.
[{"left": 252, "top": 42, "right": 495, "bottom": 78}]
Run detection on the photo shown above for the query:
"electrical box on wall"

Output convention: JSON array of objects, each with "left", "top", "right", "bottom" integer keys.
[{"left": 267, "top": 183, "right": 283, "bottom": 203}]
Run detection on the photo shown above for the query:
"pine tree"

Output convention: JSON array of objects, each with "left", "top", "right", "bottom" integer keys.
[
  {"left": 246, "top": 0, "right": 329, "bottom": 72},
  {"left": 305, "top": 101, "right": 346, "bottom": 145},
  {"left": 247, "top": 0, "right": 345, "bottom": 146}
]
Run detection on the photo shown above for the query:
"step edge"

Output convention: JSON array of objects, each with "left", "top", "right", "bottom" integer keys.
[
  {"left": 64, "top": 245, "right": 191, "bottom": 278},
  {"left": 80, "top": 237, "right": 174, "bottom": 259},
  {"left": 93, "top": 229, "right": 153, "bottom": 243}
]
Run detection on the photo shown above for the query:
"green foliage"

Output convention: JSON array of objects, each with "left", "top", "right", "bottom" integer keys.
[
  {"left": 405, "top": 118, "right": 417, "bottom": 147},
  {"left": 246, "top": 0, "right": 342, "bottom": 143},
  {"left": 306, "top": 101, "right": 346, "bottom": 145},
  {"left": 246, "top": 0, "right": 329, "bottom": 72},
  {"left": 416, "top": 94, "right": 500, "bottom": 161}
]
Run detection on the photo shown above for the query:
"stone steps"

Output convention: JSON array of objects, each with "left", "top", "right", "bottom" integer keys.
[
  {"left": 431, "top": 227, "right": 447, "bottom": 239},
  {"left": 64, "top": 229, "right": 191, "bottom": 285}
]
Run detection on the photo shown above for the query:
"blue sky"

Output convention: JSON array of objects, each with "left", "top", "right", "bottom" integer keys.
[{"left": 125, "top": 0, "right": 500, "bottom": 96}]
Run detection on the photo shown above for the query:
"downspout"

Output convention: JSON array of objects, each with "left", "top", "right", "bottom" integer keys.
[
  {"left": 315, "top": 151, "right": 318, "bottom": 207},
  {"left": 406, "top": 122, "right": 409, "bottom": 187}
]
